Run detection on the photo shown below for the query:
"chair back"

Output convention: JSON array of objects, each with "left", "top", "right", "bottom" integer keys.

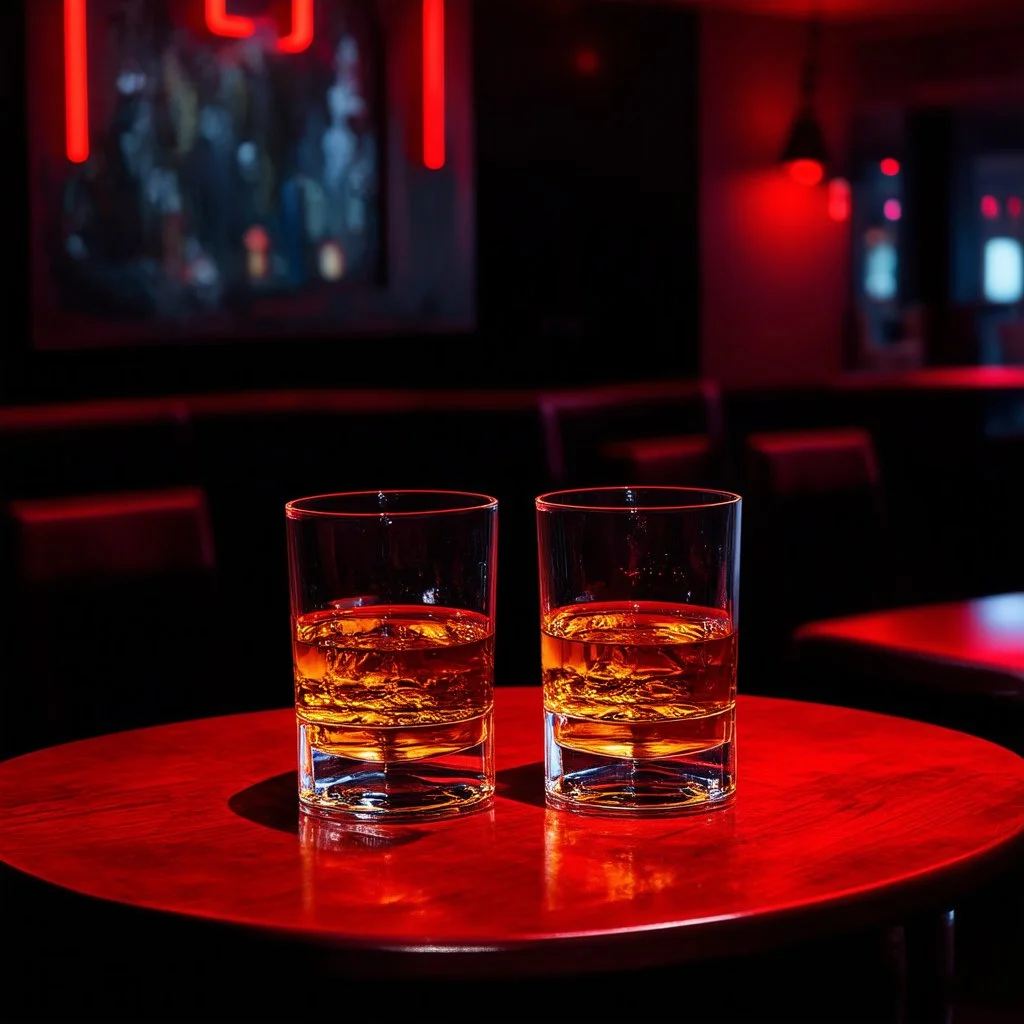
[
  {"left": 538, "top": 379, "right": 728, "bottom": 490},
  {"left": 739, "top": 426, "right": 903, "bottom": 689},
  {"left": 0, "top": 486, "right": 234, "bottom": 759}
]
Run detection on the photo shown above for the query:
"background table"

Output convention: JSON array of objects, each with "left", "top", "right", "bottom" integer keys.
[
  {"left": 791, "top": 592, "right": 1024, "bottom": 754},
  {"left": 2, "top": 688, "right": 1024, "bottom": 1021}
]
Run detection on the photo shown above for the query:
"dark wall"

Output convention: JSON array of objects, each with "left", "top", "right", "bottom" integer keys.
[
  {"left": 1, "top": 0, "right": 700, "bottom": 404},
  {"left": 473, "top": 0, "right": 700, "bottom": 371}
]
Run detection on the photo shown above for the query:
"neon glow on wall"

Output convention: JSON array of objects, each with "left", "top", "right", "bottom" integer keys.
[
  {"left": 66, "top": 2, "right": 436, "bottom": 166},
  {"left": 422, "top": 0, "right": 446, "bottom": 170},
  {"left": 64, "top": 0, "right": 319, "bottom": 163},
  {"left": 277, "top": 0, "right": 315, "bottom": 53},
  {"left": 205, "top": 0, "right": 315, "bottom": 52},
  {"left": 204, "top": 0, "right": 255, "bottom": 38}
]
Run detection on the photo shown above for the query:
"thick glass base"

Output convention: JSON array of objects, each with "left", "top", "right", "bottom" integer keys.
[
  {"left": 297, "top": 712, "right": 494, "bottom": 822},
  {"left": 544, "top": 710, "right": 736, "bottom": 817}
]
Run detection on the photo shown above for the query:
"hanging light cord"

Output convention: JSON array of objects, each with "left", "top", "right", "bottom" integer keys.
[{"left": 799, "top": 14, "right": 822, "bottom": 109}]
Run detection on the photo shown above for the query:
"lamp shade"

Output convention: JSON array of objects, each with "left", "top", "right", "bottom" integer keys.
[{"left": 781, "top": 105, "right": 830, "bottom": 185}]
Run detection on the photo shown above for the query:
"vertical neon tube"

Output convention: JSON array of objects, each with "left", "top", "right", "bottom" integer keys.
[
  {"left": 422, "top": 0, "right": 445, "bottom": 170},
  {"left": 278, "top": 0, "right": 315, "bottom": 53},
  {"left": 65, "top": 0, "right": 89, "bottom": 164}
]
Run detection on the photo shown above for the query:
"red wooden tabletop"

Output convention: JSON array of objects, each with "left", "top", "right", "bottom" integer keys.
[{"left": 2, "top": 689, "right": 1023, "bottom": 980}]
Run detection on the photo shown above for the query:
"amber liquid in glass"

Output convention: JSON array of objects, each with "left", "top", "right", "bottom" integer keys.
[
  {"left": 542, "top": 600, "right": 737, "bottom": 761},
  {"left": 293, "top": 604, "right": 494, "bottom": 763}
]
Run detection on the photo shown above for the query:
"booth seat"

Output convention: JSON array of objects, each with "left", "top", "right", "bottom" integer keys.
[{"left": 0, "top": 486, "right": 237, "bottom": 759}]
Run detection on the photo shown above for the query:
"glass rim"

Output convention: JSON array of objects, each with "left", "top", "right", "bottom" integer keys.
[
  {"left": 535, "top": 485, "right": 742, "bottom": 512},
  {"left": 285, "top": 489, "right": 499, "bottom": 519}
]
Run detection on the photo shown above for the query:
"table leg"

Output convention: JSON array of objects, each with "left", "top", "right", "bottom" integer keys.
[{"left": 901, "top": 908, "right": 955, "bottom": 1024}]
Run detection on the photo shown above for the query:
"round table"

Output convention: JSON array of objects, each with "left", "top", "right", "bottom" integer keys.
[
  {"left": 793, "top": 592, "right": 1024, "bottom": 694},
  {"left": 2, "top": 689, "right": 1024, "bottom": 1018},
  {"left": 791, "top": 593, "right": 1024, "bottom": 757}
]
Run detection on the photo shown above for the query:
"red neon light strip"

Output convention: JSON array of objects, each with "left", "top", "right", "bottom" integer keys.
[
  {"left": 205, "top": 0, "right": 256, "bottom": 39},
  {"left": 65, "top": 0, "right": 90, "bottom": 164},
  {"left": 422, "top": 0, "right": 445, "bottom": 170},
  {"left": 278, "top": 0, "right": 314, "bottom": 53}
]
